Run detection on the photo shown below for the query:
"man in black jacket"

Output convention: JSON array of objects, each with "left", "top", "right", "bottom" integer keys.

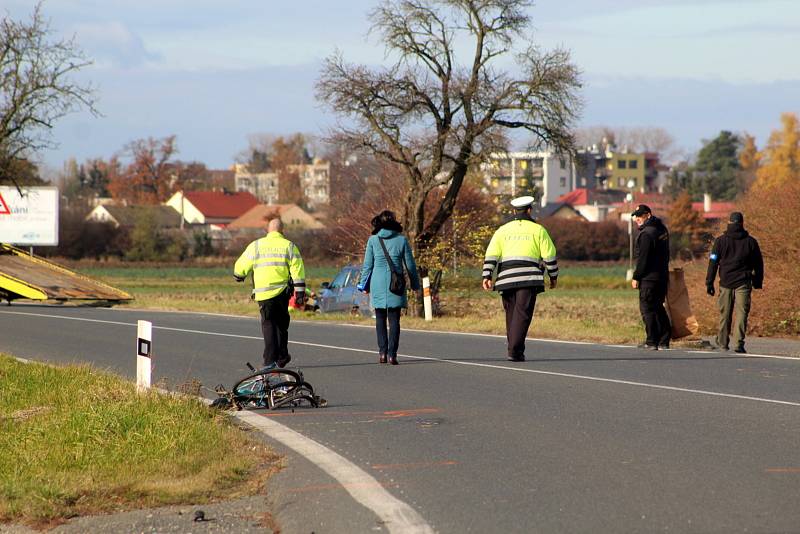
[
  {"left": 706, "top": 212, "right": 764, "bottom": 353},
  {"left": 631, "top": 204, "right": 671, "bottom": 350}
]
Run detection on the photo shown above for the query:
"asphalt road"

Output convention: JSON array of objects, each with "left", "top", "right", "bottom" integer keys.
[{"left": 2, "top": 304, "right": 800, "bottom": 533}]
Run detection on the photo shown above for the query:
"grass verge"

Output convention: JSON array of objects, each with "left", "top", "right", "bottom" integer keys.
[
  {"left": 0, "top": 354, "right": 279, "bottom": 528},
  {"left": 75, "top": 263, "right": 646, "bottom": 344}
]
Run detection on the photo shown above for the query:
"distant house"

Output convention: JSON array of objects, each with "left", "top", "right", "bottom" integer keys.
[
  {"left": 535, "top": 202, "right": 586, "bottom": 220},
  {"left": 85, "top": 204, "right": 183, "bottom": 229},
  {"left": 164, "top": 191, "right": 259, "bottom": 228},
  {"left": 692, "top": 196, "right": 737, "bottom": 223},
  {"left": 556, "top": 188, "right": 629, "bottom": 222},
  {"left": 606, "top": 193, "right": 737, "bottom": 224},
  {"left": 228, "top": 203, "right": 325, "bottom": 232}
]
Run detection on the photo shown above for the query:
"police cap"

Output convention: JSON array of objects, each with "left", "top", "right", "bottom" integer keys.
[{"left": 510, "top": 196, "right": 535, "bottom": 210}]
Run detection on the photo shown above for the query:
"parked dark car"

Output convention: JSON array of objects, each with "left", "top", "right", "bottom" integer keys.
[{"left": 317, "top": 265, "right": 373, "bottom": 317}]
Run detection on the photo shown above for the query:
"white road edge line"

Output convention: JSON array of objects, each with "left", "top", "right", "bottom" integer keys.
[
  {"left": 10, "top": 307, "right": 800, "bottom": 358},
  {"left": 4, "top": 310, "right": 800, "bottom": 406},
  {"left": 234, "top": 410, "right": 434, "bottom": 534},
  {"left": 9, "top": 353, "right": 433, "bottom": 534}
]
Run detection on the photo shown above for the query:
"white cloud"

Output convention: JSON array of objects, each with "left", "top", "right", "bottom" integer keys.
[{"left": 71, "top": 21, "right": 161, "bottom": 69}]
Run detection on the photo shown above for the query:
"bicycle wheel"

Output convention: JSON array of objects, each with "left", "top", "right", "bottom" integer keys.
[{"left": 232, "top": 369, "right": 304, "bottom": 409}]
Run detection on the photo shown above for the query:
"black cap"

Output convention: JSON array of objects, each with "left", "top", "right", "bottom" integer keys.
[
  {"left": 729, "top": 211, "right": 744, "bottom": 224},
  {"left": 631, "top": 204, "right": 652, "bottom": 217}
]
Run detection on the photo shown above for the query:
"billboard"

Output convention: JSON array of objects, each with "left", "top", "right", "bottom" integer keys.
[{"left": 0, "top": 186, "right": 59, "bottom": 246}]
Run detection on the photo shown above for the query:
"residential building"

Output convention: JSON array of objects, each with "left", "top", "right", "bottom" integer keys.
[
  {"left": 575, "top": 145, "right": 663, "bottom": 192},
  {"left": 233, "top": 159, "right": 331, "bottom": 208},
  {"left": 234, "top": 164, "right": 279, "bottom": 204},
  {"left": 483, "top": 151, "right": 575, "bottom": 207},
  {"left": 85, "top": 205, "right": 183, "bottom": 229},
  {"left": 228, "top": 203, "right": 325, "bottom": 232},
  {"left": 607, "top": 192, "right": 737, "bottom": 224},
  {"left": 556, "top": 188, "right": 629, "bottom": 222},
  {"left": 607, "top": 151, "right": 646, "bottom": 191},
  {"left": 289, "top": 158, "right": 330, "bottom": 209},
  {"left": 164, "top": 190, "right": 258, "bottom": 228},
  {"left": 533, "top": 202, "right": 586, "bottom": 220}
]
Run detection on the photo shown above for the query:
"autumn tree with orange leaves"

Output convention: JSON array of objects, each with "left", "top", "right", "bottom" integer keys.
[
  {"left": 667, "top": 190, "right": 707, "bottom": 259},
  {"left": 754, "top": 112, "right": 800, "bottom": 191},
  {"left": 108, "top": 136, "right": 178, "bottom": 205}
]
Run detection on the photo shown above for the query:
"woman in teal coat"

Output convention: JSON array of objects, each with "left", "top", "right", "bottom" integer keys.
[{"left": 358, "top": 210, "right": 420, "bottom": 365}]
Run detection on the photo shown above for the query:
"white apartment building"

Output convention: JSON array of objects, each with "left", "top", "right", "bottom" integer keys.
[
  {"left": 289, "top": 158, "right": 330, "bottom": 210},
  {"left": 483, "top": 151, "right": 575, "bottom": 207},
  {"left": 234, "top": 159, "right": 331, "bottom": 208},
  {"left": 234, "top": 163, "right": 279, "bottom": 205}
]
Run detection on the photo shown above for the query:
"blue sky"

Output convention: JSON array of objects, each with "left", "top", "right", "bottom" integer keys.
[{"left": 5, "top": 0, "right": 800, "bottom": 170}]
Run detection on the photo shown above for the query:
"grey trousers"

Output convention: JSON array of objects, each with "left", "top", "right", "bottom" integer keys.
[{"left": 717, "top": 284, "right": 751, "bottom": 350}]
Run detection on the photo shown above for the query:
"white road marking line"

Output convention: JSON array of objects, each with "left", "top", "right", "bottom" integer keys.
[
  {"left": 235, "top": 410, "right": 434, "bottom": 534},
  {"left": 4, "top": 310, "right": 799, "bottom": 407},
  {"left": 10, "top": 307, "right": 800, "bottom": 360},
  {"left": 294, "top": 318, "right": 598, "bottom": 344}
]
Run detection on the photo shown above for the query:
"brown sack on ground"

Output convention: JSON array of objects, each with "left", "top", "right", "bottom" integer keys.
[{"left": 665, "top": 268, "right": 700, "bottom": 339}]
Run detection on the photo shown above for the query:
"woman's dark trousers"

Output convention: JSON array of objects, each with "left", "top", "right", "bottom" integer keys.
[{"left": 375, "top": 307, "right": 401, "bottom": 357}]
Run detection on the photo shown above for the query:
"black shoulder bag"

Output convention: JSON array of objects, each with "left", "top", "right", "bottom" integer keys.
[{"left": 378, "top": 237, "right": 406, "bottom": 296}]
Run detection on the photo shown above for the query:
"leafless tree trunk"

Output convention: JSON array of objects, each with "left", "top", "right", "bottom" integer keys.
[
  {"left": 316, "top": 0, "right": 581, "bottom": 255},
  {"left": 0, "top": 2, "right": 98, "bottom": 189}
]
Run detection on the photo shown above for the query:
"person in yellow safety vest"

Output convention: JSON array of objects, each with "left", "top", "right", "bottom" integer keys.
[
  {"left": 234, "top": 218, "right": 305, "bottom": 370},
  {"left": 482, "top": 195, "right": 559, "bottom": 362}
]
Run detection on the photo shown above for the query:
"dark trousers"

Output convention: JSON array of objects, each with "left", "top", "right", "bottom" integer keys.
[
  {"left": 258, "top": 289, "right": 291, "bottom": 366},
  {"left": 375, "top": 307, "right": 401, "bottom": 357},
  {"left": 502, "top": 287, "right": 538, "bottom": 358},
  {"left": 638, "top": 282, "right": 671, "bottom": 346},
  {"left": 717, "top": 284, "right": 751, "bottom": 350}
]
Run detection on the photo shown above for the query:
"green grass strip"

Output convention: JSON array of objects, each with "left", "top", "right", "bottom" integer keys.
[{"left": 0, "top": 355, "right": 278, "bottom": 526}]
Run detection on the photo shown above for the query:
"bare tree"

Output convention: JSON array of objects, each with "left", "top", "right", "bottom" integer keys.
[
  {"left": 0, "top": 2, "right": 98, "bottom": 188},
  {"left": 316, "top": 0, "right": 581, "bottom": 253}
]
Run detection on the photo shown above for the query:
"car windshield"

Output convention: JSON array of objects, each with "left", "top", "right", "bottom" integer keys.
[{"left": 329, "top": 269, "right": 349, "bottom": 289}]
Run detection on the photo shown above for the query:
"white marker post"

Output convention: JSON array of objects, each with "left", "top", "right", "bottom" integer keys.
[
  {"left": 422, "top": 276, "right": 433, "bottom": 321},
  {"left": 136, "top": 320, "right": 152, "bottom": 392}
]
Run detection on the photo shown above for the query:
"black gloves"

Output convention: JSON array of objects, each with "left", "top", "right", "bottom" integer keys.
[
  {"left": 294, "top": 291, "right": 306, "bottom": 307},
  {"left": 706, "top": 284, "right": 715, "bottom": 296},
  {"left": 234, "top": 275, "right": 245, "bottom": 283}
]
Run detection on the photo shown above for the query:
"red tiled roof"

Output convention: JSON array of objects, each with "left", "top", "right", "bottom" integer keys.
[
  {"left": 184, "top": 191, "right": 258, "bottom": 219},
  {"left": 692, "top": 201, "right": 737, "bottom": 220},
  {"left": 557, "top": 189, "right": 589, "bottom": 205}
]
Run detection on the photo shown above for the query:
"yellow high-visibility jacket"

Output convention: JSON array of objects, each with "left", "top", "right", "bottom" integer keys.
[
  {"left": 482, "top": 216, "right": 558, "bottom": 291},
  {"left": 234, "top": 231, "right": 305, "bottom": 301}
]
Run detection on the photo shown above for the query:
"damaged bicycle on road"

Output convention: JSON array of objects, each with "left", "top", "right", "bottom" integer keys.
[{"left": 211, "top": 362, "right": 327, "bottom": 411}]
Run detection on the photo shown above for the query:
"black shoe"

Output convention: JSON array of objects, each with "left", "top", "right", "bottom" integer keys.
[
  {"left": 507, "top": 355, "right": 525, "bottom": 362},
  {"left": 389, "top": 355, "right": 398, "bottom": 365},
  {"left": 711, "top": 342, "right": 729, "bottom": 351},
  {"left": 659, "top": 342, "right": 670, "bottom": 350},
  {"left": 734, "top": 346, "right": 747, "bottom": 354},
  {"left": 277, "top": 354, "right": 292, "bottom": 368},
  {"left": 379, "top": 353, "right": 387, "bottom": 364},
  {"left": 637, "top": 343, "right": 658, "bottom": 351}
]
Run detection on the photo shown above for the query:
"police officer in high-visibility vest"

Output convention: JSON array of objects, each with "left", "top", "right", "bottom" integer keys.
[
  {"left": 482, "top": 196, "right": 558, "bottom": 361},
  {"left": 234, "top": 218, "right": 306, "bottom": 370}
]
